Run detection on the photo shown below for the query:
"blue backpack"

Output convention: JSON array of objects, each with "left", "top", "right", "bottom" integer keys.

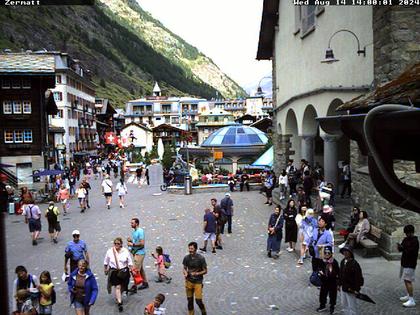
[{"left": 163, "top": 254, "right": 171, "bottom": 269}]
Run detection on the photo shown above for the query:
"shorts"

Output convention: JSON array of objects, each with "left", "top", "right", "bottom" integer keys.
[
  {"left": 48, "top": 221, "right": 61, "bottom": 233},
  {"left": 185, "top": 280, "right": 203, "bottom": 299},
  {"left": 104, "top": 192, "right": 112, "bottom": 197},
  {"left": 400, "top": 267, "right": 416, "bottom": 282},
  {"left": 28, "top": 219, "right": 41, "bottom": 232},
  {"left": 203, "top": 232, "right": 216, "bottom": 241},
  {"left": 73, "top": 301, "right": 86, "bottom": 310},
  {"left": 39, "top": 304, "right": 52, "bottom": 314},
  {"left": 61, "top": 199, "right": 68, "bottom": 204}
]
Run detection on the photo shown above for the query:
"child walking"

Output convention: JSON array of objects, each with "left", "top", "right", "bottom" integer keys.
[
  {"left": 115, "top": 178, "right": 128, "bottom": 208},
  {"left": 15, "top": 289, "right": 37, "bottom": 315},
  {"left": 151, "top": 246, "right": 171, "bottom": 284},
  {"left": 38, "top": 270, "right": 54, "bottom": 315}
]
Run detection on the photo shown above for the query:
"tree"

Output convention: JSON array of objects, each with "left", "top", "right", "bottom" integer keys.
[
  {"left": 162, "top": 143, "right": 174, "bottom": 169},
  {"left": 149, "top": 142, "right": 159, "bottom": 160},
  {"left": 144, "top": 152, "right": 151, "bottom": 165}
]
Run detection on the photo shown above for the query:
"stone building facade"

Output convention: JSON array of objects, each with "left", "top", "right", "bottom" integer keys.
[{"left": 349, "top": 6, "right": 420, "bottom": 259}]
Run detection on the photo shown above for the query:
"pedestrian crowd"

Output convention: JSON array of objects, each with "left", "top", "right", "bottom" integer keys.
[{"left": 3, "top": 155, "right": 419, "bottom": 315}]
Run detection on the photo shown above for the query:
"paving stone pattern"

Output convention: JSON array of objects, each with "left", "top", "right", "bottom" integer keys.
[{"left": 6, "top": 178, "right": 420, "bottom": 314}]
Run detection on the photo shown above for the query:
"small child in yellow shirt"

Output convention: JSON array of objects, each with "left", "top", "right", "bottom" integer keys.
[{"left": 38, "top": 271, "right": 54, "bottom": 315}]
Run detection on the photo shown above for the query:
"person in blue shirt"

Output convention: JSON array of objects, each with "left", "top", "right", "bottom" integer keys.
[
  {"left": 64, "top": 230, "right": 90, "bottom": 274},
  {"left": 127, "top": 218, "right": 148, "bottom": 292},
  {"left": 310, "top": 214, "right": 333, "bottom": 272},
  {"left": 298, "top": 208, "right": 318, "bottom": 265}
]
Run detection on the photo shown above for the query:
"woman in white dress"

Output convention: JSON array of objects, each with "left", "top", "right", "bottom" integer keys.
[{"left": 115, "top": 179, "right": 127, "bottom": 208}]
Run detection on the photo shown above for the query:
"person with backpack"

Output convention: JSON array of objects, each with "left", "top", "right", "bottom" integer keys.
[
  {"left": 38, "top": 270, "right": 55, "bottom": 315},
  {"left": 22, "top": 199, "right": 42, "bottom": 246},
  {"left": 12, "top": 265, "right": 39, "bottom": 314},
  {"left": 45, "top": 201, "right": 61, "bottom": 244},
  {"left": 286, "top": 159, "right": 298, "bottom": 197},
  {"left": 151, "top": 246, "right": 172, "bottom": 284}
]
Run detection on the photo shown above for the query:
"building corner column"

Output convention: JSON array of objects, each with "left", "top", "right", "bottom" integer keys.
[{"left": 321, "top": 134, "right": 341, "bottom": 189}]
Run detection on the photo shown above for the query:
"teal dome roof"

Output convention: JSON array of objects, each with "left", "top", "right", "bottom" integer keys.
[{"left": 202, "top": 125, "right": 268, "bottom": 147}]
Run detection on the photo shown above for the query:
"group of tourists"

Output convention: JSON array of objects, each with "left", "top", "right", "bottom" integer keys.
[{"left": 265, "top": 198, "right": 419, "bottom": 314}]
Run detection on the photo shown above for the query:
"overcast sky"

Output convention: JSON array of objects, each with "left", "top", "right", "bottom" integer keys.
[{"left": 139, "top": 0, "right": 272, "bottom": 90}]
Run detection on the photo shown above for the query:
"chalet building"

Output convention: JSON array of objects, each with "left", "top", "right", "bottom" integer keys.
[
  {"left": 152, "top": 123, "right": 185, "bottom": 148},
  {"left": 120, "top": 122, "right": 153, "bottom": 155},
  {"left": 95, "top": 98, "right": 116, "bottom": 145},
  {"left": 212, "top": 97, "right": 273, "bottom": 119},
  {"left": 0, "top": 52, "right": 58, "bottom": 186}
]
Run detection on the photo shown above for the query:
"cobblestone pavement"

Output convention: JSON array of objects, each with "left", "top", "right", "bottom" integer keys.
[{"left": 6, "top": 178, "right": 420, "bottom": 314}]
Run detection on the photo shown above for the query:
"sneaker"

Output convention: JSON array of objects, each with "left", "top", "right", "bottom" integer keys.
[
  {"left": 287, "top": 248, "right": 294, "bottom": 252},
  {"left": 165, "top": 277, "right": 172, "bottom": 284},
  {"left": 267, "top": 251, "right": 272, "bottom": 258},
  {"left": 128, "top": 286, "right": 137, "bottom": 294},
  {"left": 216, "top": 245, "right": 223, "bottom": 250},
  {"left": 338, "top": 242, "right": 347, "bottom": 249},
  {"left": 264, "top": 202, "right": 269, "bottom": 204},
  {"left": 403, "top": 299, "right": 416, "bottom": 307},
  {"left": 403, "top": 298, "right": 416, "bottom": 307},
  {"left": 80, "top": 209, "right": 85, "bottom": 213},
  {"left": 297, "top": 258, "right": 304, "bottom": 265},
  {"left": 107, "top": 205, "right": 110, "bottom": 210},
  {"left": 118, "top": 303, "right": 123, "bottom": 312},
  {"left": 154, "top": 278, "right": 163, "bottom": 283},
  {"left": 316, "top": 306, "right": 327, "bottom": 312},
  {"left": 329, "top": 307, "right": 335, "bottom": 314},
  {"left": 138, "top": 282, "right": 149, "bottom": 290},
  {"left": 53, "top": 238, "right": 58, "bottom": 244},
  {"left": 120, "top": 205, "right": 122, "bottom": 208},
  {"left": 199, "top": 247, "right": 207, "bottom": 252},
  {"left": 32, "top": 240, "right": 37, "bottom": 246},
  {"left": 212, "top": 248, "right": 216, "bottom": 254},
  {"left": 400, "top": 295, "right": 410, "bottom": 302}
]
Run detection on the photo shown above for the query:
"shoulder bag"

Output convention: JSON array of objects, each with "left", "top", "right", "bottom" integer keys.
[{"left": 112, "top": 248, "right": 128, "bottom": 280}]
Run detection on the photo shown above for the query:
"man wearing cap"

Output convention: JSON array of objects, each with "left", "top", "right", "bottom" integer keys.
[
  {"left": 339, "top": 245, "right": 364, "bottom": 315},
  {"left": 220, "top": 193, "right": 234, "bottom": 234},
  {"left": 64, "top": 230, "right": 90, "bottom": 274},
  {"left": 317, "top": 246, "right": 339, "bottom": 314}
]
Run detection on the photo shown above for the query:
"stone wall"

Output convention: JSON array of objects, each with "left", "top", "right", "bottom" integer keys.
[
  {"left": 373, "top": 6, "right": 420, "bottom": 85},
  {"left": 350, "top": 141, "right": 420, "bottom": 259}
]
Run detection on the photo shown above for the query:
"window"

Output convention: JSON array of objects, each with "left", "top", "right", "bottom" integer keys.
[
  {"left": 295, "top": 5, "right": 324, "bottom": 37},
  {"left": 14, "top": 130, "right": 23, "bottom": 143},
  {"left": 22, "top": 79, "right": 31, "bottom": 89},
  {"left": 1, "top": 79, "right": 11, "bottom": 89},
  {"left": 23, "top": 130, "right": 32, "bottom": 143},
  {"left": 13, "top": 101, "right": 22, "bottom": 114},
  {"left": 4, "top": 130, "right": 13, "bottom": 143},
  {"left": 56, "top": 75, "right": 62, "bottom": 84},
  {"left": 23, "top": 101, "right": 31, "bottom": 114},
  {"left": 3, "top": 101, "right": 12, "bottom": 114},
  {"left": 53, "top": 92, "right": 63, "bottom": 101},
  {"left": 12, "top": 79, "right": 21, "bottom": 89},
  {"left": 68, "top": 109, "right": 72, "bottom": 119}
]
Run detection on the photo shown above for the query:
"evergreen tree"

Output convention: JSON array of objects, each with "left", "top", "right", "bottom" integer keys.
[
  {"left": 149, "top": 142, "right": 159, "bottom": 160},
  {"left": 162, "top": 143, "right": 174, "bottom": 169},
  {"left": 144, "top": 152, "right": 151, "bottom": 165}
]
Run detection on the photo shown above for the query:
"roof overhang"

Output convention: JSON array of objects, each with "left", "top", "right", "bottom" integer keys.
[
  {"left": 318, "top": 105, "right": 420, "bottom": 212},
  {"left": 256, "top": 0, "right": 279, "bottom": 60}
]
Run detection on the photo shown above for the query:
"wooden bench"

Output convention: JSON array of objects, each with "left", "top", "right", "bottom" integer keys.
[{"left": 359, "top": 225, "right": 382, "bottom": 257}]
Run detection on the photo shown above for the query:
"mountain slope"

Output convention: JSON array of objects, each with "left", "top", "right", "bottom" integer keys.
[{"left": 0, "top": 3, "right": 245, "bottom": 107}]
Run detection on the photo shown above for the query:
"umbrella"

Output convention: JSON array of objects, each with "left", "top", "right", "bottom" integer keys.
[
  {"left": 32, "top": 169, "right": 64, "bottom": 177},
  {"left": 355, "top": 292, "right": 376, "bottom": 304},
  {"left": 0, "top": 163, "right": 14, "bottom": 168}
]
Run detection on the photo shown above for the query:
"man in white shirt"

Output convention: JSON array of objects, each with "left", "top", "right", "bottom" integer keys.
[
  {"left": 22, "top": 202, "right": 42, "bottom": 245},
  {"left": 101, "top": 174, "right": 113, "bottom": 209}
]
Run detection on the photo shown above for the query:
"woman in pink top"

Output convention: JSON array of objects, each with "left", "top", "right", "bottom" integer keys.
[
  {"left": 151, "top": 246, "right": 171, "bottom": 284},
  {"left": 58, "top": 185, "right": 70, "bottom": 215}
]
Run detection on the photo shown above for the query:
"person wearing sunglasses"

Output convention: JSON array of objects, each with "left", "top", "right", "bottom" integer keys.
[
  {"left": 317, "top": 246, "right": 339, "bottom": 314},
  {"left": 104, "top": 237, "right": 133, "bottom": 312}
]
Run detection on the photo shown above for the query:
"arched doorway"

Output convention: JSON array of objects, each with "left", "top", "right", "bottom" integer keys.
[
  {"left": 285, "top": 109, "right": 300, "bottom": 163},
  {"left": 302, "top": 105, "right": 321, "bottom": 167},
  {"left": 323, "top": 98, "right": 351, "bottom": 191}
]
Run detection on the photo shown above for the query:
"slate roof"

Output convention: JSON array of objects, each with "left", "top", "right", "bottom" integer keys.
[{"left": 0, "top": 53, "right": 55, "bottom": 74}]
